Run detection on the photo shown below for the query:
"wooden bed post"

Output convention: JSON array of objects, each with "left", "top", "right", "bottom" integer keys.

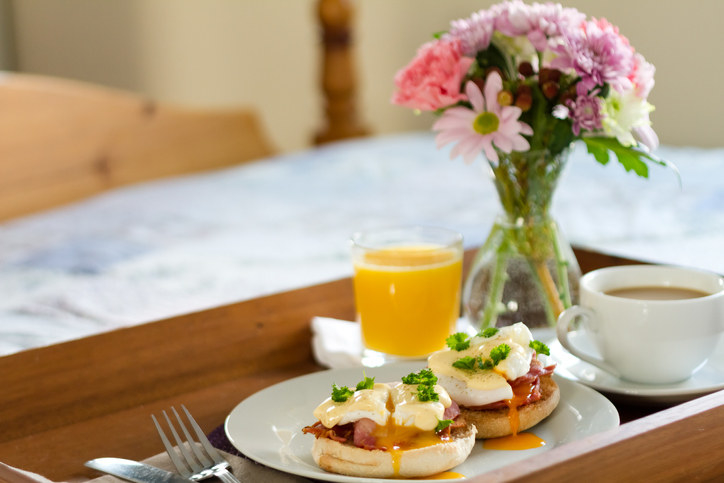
[{"left": 314, "top": 0, "right": 369, "bottom": 145}]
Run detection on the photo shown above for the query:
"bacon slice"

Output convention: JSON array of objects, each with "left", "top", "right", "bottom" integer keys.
[
  {"left": 353, "top": 418, "right": 378, "bottom": 449},
  {"left": 443, "top": 399, "right": 460, "bottom": 420},
  {"left": 302, "top": 420, "right": 353, "bottom": 443},
  {"left": 303, "top": 410, "right": 465, "bottom": 450},
  {"left": 460, "top": 356, "right": 556, "bottom": 411}
]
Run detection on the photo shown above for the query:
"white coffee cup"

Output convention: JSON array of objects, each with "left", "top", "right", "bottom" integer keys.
[{"left": 556, "top": 265, "right": 724, "bottom": 384}]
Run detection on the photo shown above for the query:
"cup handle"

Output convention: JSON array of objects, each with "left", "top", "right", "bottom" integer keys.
[{"left": 556, "top": 306, "right": 622, "bottom": 378}]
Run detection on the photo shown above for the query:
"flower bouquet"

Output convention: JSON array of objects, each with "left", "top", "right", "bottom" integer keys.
[{"left": 391, "top": 1, "right": 672, "bottom": 328}]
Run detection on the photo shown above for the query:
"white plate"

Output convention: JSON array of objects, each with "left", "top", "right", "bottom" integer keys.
[
  {"left": 225, "top": 362, "right": 619, "bottom": 482},
  {"left": 547, "top": 331, "right": 724, "bottom": 404}
]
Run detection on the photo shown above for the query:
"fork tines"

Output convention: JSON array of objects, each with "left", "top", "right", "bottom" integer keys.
[{"left": 152, "top": 404, "right": 236, "bottom": 482}]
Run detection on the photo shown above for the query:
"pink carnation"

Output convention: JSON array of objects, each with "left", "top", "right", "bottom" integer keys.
[
  {"left": 391, "top": 39, "right": 473, "bottom": 111},
  {"left": 630, "top": 53, "right": 655, "bottom": 99}
]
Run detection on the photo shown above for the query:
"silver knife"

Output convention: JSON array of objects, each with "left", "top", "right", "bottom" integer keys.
[{"left": 85, "top": 457, "right": 190, "bottom": 483}]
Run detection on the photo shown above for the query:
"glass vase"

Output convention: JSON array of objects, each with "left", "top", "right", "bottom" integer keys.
[{"left": 463, "top": 148, "right": 581, "bottom": 329}]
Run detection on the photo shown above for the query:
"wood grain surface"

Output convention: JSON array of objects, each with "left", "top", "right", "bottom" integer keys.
[
  {"left": 1, "top": 248, "right": 721, "bottom": 482},
  {"left": 0, "top": 72, "right": 274, "bottom": 221}
]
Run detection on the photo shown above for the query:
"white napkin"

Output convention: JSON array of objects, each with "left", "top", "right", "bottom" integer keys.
[
  {"left": 311, "top": 316, "right": 478, "bottom": 369},
  {"left": 0, "top": 462, "right": 54, "bottom": 483},
  {"left": 311, "top": 317, "right": 364, "bottom": 368}
]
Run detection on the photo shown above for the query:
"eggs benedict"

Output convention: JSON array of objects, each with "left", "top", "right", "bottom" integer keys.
[
  {"left": 428, "top": 322, "right": 559, "bottom": 439},
  {"left": 302, "top": 370, "right": 476, "bottom": 478}
]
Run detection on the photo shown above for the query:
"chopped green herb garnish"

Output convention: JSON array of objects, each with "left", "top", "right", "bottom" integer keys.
[
  {"left": 415, "top": 384, "right": 440, "bottom": 402},
  {"left": 435, "top": 419, "right": 453, "bottom": 433},
  {"left": 461, "top": 343, "right": 511, "bottom": 371},
  {"left": 356, "top": 374, "right": 375, "bottom": 391},
  {"left": 529, "top": 340, "right": 550, "bottom": 356},
  {"left": 446, "top": 332, "right": 471, "bottom": 351},
  {"left": 451, "top": 343, "right": 511, "bottom": 372},
  {"left": 331, "top": 384, "right": 354, "bottom": 402},
  {"left": 402, "top": 369, "right": 440, "bottom": 402},
  {"left": 478, "top": 327, "right": 500, "bottom": 338},
  {"left": 452, "top": 356, "right": 479, "bottom": 370},
  {"left": 490, "top": 343, "right": 511, "bottom": 365},
  {"left": 402, "top": 369, "right": 438, "bottom": 386}
]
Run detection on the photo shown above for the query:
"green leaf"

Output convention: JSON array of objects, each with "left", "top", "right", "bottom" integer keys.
[
  {"left": 547, "top": 118, "right": 576, "bottom": 155},
  {"left": 474, "top": 40, "right": 513, "bottom": 79},
  {"left": 446, "top": 332, "right": 471, "bottom": 351},
  {"left": 584, "top": 137, "right": 612, "bottom": 166},
  {"left": 582, "top": 137, "right": 679, "bottom": 180}
]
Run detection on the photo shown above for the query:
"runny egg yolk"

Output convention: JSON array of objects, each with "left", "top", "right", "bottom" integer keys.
[
  {"left": 313, "top": 382, "right": 457, "bottom": 477},
  {"left": 483, "top": 380, "right": 545, "bottom": 451},
  {"left": 414, "top": 471, "right": 467, "bottom": 480},
  {"left": 372, "top": 416, "right": 453, "bottom": 475}
]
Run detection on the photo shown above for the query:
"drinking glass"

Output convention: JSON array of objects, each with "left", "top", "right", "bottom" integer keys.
[{"left": 351, "top": 226, "right": 463, "bottom": 366}]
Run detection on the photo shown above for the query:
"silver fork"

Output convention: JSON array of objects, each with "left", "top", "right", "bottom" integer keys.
[{"left": 152, "top": 405, "right": 241, "bottom": 483}]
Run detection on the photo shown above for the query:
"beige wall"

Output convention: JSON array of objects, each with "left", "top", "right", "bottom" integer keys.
[{"left": 11, "top": 0, "right": 724, "bottom": 153}]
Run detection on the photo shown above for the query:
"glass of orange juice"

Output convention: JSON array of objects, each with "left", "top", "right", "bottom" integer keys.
[{"left": 351, "top": 226, "right": 463, "bottom": 366}]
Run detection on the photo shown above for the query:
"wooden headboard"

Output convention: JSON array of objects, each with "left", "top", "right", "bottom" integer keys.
[
  {"left": 314, "top": 0, "right": 369, "bottom": 145},
  {"left": 0, "top": 72, "right": 275, "bottom": 221}
]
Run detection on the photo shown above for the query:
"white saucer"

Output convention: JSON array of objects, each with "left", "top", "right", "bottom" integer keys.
[{"left": 545, "top": 330, "right": 724, "bottom": 404}]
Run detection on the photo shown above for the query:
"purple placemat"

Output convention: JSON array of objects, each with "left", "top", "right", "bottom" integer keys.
[{"left": 208, "top": 424, "right": 244, "bottom": 457}]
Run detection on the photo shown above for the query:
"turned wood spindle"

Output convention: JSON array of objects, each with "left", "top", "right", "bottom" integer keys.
[{"left": 314, "top": 0, "right": 369, "bottom": 145}]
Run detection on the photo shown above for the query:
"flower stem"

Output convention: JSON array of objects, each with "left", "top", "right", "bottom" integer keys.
[
  {"left": 551, "top": 225, "right": 573, "bottom": 307},
  {"left": 508, "top": 217, "right": 560, "bottom": 326},
  {"left": 523, "top": 257, "right": 557, "bottom": 325},
  {"left": 480, "top": 229, "right": 510, "bottom": 329},
  {"left": 534, "top": 260, "right": 565, "bottom": 320}
]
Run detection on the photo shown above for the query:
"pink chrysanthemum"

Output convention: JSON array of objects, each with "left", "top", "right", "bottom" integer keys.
[
  {"left": 391, "top": 39, "right": 474, "bottom": 111},
  {"left": 552, "top": 17, "right": 634, "bottom": 96},
  {"left": 433, "top": 73, "right": 533, "bottom": 164},
  {"left": 565, "top": 92, "right": 604, "bottom": 135},
  {"left": 495, "top": 0, "right": 586, "bottom": 52},
  {"left": 446, "top": 8, "right": 497, "bottom": 56}
]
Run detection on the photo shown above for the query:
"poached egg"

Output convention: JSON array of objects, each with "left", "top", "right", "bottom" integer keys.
[
  {"left": 313, "top": 380, "right": 453, "bottom": 432},
  {"left": 427, "top": 322, "right": 536, "bottom": 407}
]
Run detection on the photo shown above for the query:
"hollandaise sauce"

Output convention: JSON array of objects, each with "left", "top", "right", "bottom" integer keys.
[{"left": 313, "top": 383, "right": 391, "bottom": 427}]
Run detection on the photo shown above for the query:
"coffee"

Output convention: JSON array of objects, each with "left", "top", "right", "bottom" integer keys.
[{"left": 605, "top": 286, "right": 710, "bottom": 300}]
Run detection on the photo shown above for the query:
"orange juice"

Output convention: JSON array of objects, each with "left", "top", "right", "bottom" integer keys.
[{"left": 353, "top": 244, "right": 463, "bottom": 357}]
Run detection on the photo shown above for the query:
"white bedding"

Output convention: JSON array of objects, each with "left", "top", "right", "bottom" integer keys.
[{"left": 1, "top": 132, "right": 722, "bottom": 356}]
